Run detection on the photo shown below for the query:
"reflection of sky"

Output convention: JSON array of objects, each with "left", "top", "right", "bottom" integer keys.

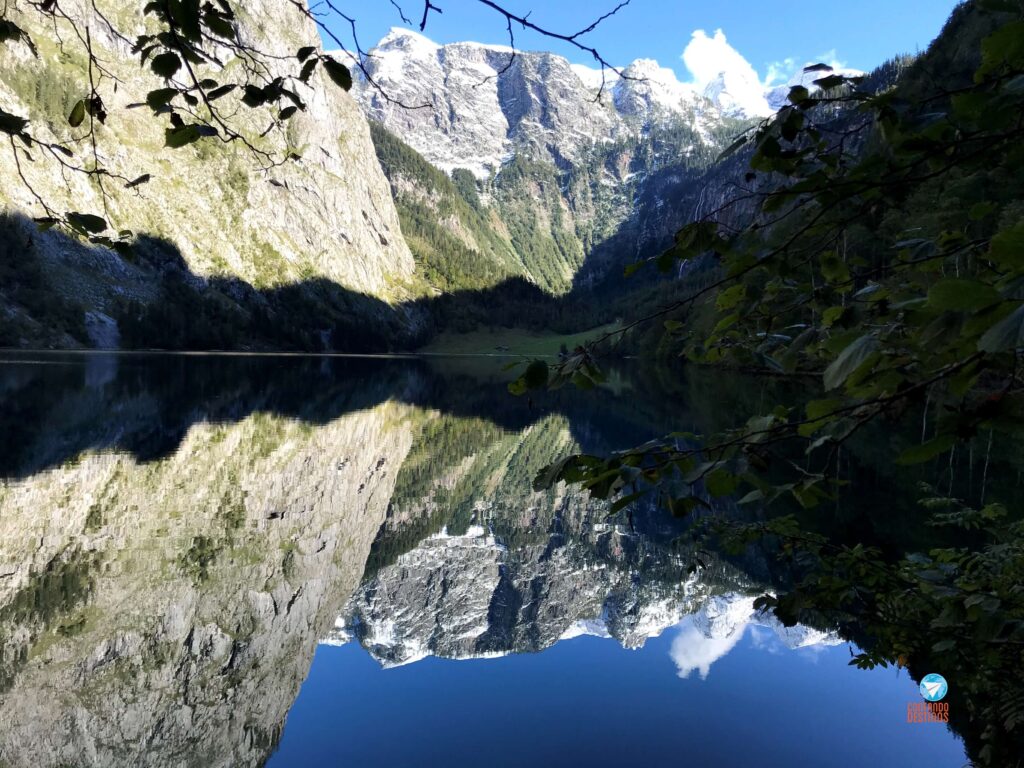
[
  {"left": 669, "top": 594, "right": 840, "bottom": 680},
  {"left": 270, "top": 606, "right": 966, "bottom": 768},
  {"left": 671, "top": 617, "right": 749, "bottom": 680}
]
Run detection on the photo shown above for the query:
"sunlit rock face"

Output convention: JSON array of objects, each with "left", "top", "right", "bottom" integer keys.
[
  {"left": 336, "top": 415, "right": 732, "bottom": 666},
  {"left": 341, "top": 522, "right": 841, "bottom": 671},
  {"left": 353, "top": 29, "right": 621, "bottom": 179},
  {"left": 0, "top": 0, "right": 414, "bottom": 322},
  {"left": 0, "top": 402, "right": 416, "bottom": 768},
  {"left": 347, "top": 29, "right": 763, "bottom": 295},
  {"left": 334, "top": 413, "right": 841, "bottom": 670},
  {"left": 351, "top": 28, "right": 761, "bottom": 179}
]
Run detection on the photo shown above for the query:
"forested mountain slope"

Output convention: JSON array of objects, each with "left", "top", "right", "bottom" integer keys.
[{"left": 351, "top": 29, "right": 754, "bottom": 295}]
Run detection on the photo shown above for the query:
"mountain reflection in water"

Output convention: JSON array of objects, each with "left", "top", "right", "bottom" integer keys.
[{"left": 0, "top": 352, "right": 967, "bottom": 767}]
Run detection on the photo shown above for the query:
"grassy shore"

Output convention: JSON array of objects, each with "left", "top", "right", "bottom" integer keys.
[{"left": 419, "top": 323, "right": 620, "bottom": 357}]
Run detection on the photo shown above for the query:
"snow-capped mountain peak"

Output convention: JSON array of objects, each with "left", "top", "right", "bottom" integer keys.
[
  {"left": 345, "top": 28, "right": 769, "bottom": 179},
  {"left": 377, "top": 26, "right": 440, "bottom": 53},
  {"left": 612, "top": 58, "right": 700, "bottom": 120}
]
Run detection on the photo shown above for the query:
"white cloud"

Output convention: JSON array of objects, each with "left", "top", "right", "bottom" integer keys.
[
  {"left": 670, "top": 615, "right": 748, "bottom": 680},
  {"left": 814, "top": 48, "right": 848, "bottom": 70},
  {"left": 680, "top": 29, "right": 772, "bottom": 116},
  {"left": 679, "top": 29, "right": 853, "bottom": 115},
  {"left": 668, "top": 593, "right": 845, "bottom": 680},
  {"left": 764, "top": 57, "right": 797, "bottom": 87},
  {"left": 682, "top": 29, "right": 760, "bottom": 89}
]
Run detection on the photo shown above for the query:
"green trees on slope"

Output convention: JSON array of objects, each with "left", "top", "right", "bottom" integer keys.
[{"left": 369, "top": 122, "right": 523, "bottom": 293}]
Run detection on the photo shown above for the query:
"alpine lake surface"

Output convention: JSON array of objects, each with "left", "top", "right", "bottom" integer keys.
[{"left": 0, "top": 351, "right": 975, "bottom": 767}]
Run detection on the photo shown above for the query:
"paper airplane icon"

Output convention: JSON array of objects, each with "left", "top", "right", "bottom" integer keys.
[{"left": 923, "top": 681, "right": 944, "bottom": 698}]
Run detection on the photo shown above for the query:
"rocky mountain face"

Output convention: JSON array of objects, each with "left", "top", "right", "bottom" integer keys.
[
  {"left": 353, "top": 28, "right": 762, "bottom": 179},
  {"left": 335, "top": 412, "right": 839, "bottom": 668},
  {"left": 349, "top": 30, "right": 881, "bottom": 298},
  {"left": 350, "top": 29, "right": 754, "bottom": 294},
  {"left": 0, "top": 399, "right": 417, "bottom": 768},
  {"left": 0, "top": 0, "right": 414, "bottom": 349}
]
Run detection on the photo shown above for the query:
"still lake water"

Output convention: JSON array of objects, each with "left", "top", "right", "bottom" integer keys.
[{"left": 0, "top": 352, "right": 968, "bottom": 767}]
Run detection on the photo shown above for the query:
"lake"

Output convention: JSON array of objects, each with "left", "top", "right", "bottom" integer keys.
[{"left": 0, "top": 352, "right": 970, "bottom": 766}]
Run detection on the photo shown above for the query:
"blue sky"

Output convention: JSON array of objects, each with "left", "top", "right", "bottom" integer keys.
[{"left": 323, "top": 0, "right": 961, "bottom": 86}]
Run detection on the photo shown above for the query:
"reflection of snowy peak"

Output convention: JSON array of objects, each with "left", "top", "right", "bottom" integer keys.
[
  {"left": 329, "top": 523, "right": 840, "bottom": 670},
  {"left": 671, "top": 594, "right": 843, "bottom": 680},
  {"left": 330, "top": 519, "right": 710, "bottom": 667}
]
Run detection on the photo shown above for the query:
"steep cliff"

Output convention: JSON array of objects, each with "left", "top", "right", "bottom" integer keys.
[
  {"left": 0, "top": 0, "right": 415, "bottom": 348},
  {"left": 0, "top": 402, "right": 416, "bottom": 767}
]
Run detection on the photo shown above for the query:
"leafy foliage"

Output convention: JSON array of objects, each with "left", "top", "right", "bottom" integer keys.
[
  {"left": 520, "top": 4, "right": 1024, "bottom": 763},
  {"left": 0, "top": 0, "right": 354, "bottom": 247}
]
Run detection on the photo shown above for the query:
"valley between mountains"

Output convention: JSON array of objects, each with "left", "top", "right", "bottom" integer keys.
[{"left": 0, "top": 4, "right": 860, "bottom": 351}]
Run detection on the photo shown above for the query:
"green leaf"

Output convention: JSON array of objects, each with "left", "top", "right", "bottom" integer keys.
[
  {"left": 716, "top": 284, "right": 746, "bottom": 311},
  {"left": 711, "top": 312, "right": 739, "bottom": 335},
  {"left": 737, "top": 489, "right": 764, "bottom": 505},
  {"left": 969, "top": 202, "right": 996, "bottom": 221},
  {"left": 66, "top": 211, "right": 107, "bottom": 234},
  {"left": 978, "top": 304, "right": 1024, "bottom": 352},
  {"left": 823, "top": 335, "right": 877, "bottom": 391},
  {"left": 203, "top": 9, "right": 234, "bottom": 39},
  {"left": 533, "top": 455, "right": 576, "bottom": 491},
  {"left": 0, "top": 107, "right": 28, "bottom": 135},
  {"left": 819, "top": 251, "right": 849, "bottom": 284},
  {"left": 928, "top": 279, "right": 1001, "bottom": 313},
  {"left": 667, "top": 495, "right": 709, "bottom": 517},
  {"left": 788, "top": 85, "right": 810, "bottom": 104},
  {"left": 150, "top": 51, "right": 182, "bottom": 79},
  {"left": 299, "top": 59, "right": 318, "bottom": 83},
  {"left": 896, "top": 435, "right": 956, "bottom": 465},
  {"left": 717, "top": 134, "right": 748, "bottom": 162},
  {"left": 145, "top": 88, "right": 178, "bottom": 111},
  {"left": 812, "top": 74, "right": 846, "bottom": 90},
  {"left": 570, "top": 372, "right": 595, "bottom": 390},
  {"left": 822, "top": 306, "right": 846, "bottom": 328},
  {"left": 68, "top": 99, "right": 87, "bottom": 127},
  {"left": 988, "top": 221, "right": 1024, "bottom": 269},
  {"left": 978, "top": 21, "right": 1024, "bottom": 79},
  {"left": 322, "top": 57, "right": 353, "bottom": 91},
  {"left": 207, "top": 84, "right": 237, "bottom": 101},
  {"left": 705, "top": 469, "right": 739, "bottom": 498},
  {"left": 164, "top": 123, "right": 216, "bottom": 148},
  {"left": 172, "top": 0, "right": 202, "bottom": 41},
  {"left": 523, "top": 359, "right": 548, "bottom": 388},
  {"left": 806, "top": 398, "right": 843, "bottom": 422},
  {"left": 611, "top": 491, "right": 646, "bottom": 514},
  {"left": 508, "top": 359, "right": 548, "bottom": 395}
]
